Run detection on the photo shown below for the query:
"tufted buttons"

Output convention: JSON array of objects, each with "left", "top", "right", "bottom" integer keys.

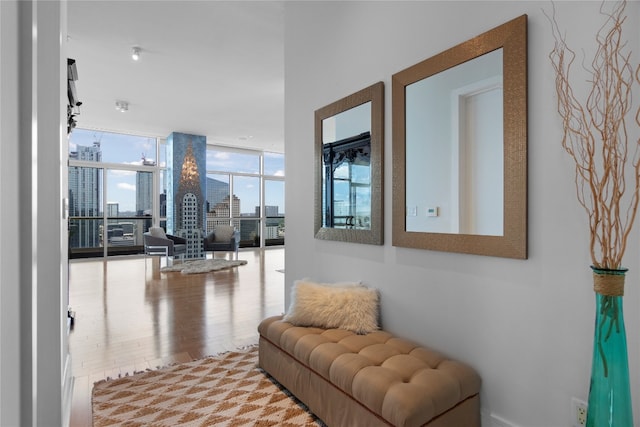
[{"left": 259, "top": 315, "right": 482, "bottom": 427}]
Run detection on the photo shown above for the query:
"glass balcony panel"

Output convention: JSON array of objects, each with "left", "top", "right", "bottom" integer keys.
[{"left": 238, "top": 219, "right": 260, "bottom": 248}]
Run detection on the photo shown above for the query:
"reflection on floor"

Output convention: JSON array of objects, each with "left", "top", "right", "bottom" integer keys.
[{"left": 68, "top": 248, "right": 285, "bottom": 427}]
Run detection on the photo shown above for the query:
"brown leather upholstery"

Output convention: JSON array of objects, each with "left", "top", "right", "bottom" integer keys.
[{"left": 258, "top": 315, "right": 481, "bottom": 427}]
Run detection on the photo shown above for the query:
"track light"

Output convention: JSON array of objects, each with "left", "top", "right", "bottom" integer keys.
[
  {"left": 115, "top": 101, "right": 128, "bottom": 112},
  {"left": 131, "top": 47, "right": 141, "bottom": 61}
]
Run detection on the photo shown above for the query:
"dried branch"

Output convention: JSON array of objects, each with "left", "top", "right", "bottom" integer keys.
[{"left": 547, "top": 0, "right": 640, "bottom": 269}]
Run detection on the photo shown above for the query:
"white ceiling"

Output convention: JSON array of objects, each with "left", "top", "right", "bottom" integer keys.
[{"left": 67, "top": 1, "right": 285, "bottom": 153}]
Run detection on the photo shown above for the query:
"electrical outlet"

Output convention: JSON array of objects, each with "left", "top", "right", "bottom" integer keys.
[{"left": 571, "top": 397, "right": 588, "bottom": 427}]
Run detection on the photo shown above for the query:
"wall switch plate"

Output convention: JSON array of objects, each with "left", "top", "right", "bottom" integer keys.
[
  {"left": 407, "top": 206, "right": 417, "bottom": 216},
  {"left": 426, "top": 206, "right": 438, "bottom": 217}
]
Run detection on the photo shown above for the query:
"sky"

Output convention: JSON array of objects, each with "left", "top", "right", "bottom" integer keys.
[{"left": 69, "top": 128, "right": 284, "bottom": 214}]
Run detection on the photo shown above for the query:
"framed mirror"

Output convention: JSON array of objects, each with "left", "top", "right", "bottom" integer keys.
[
  {"left": 392, "top": 15, "right": 527, "bottom": 258},
  {"left": 315, "top": 81, "right": 384, "bottom": 245}
]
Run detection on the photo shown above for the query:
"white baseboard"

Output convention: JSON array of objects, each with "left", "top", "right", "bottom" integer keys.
[
  {"left": 482, "top": 410, "right": 520, "bottom": 427},
  {"left": 61, "top": 354, "right": 74, "bottom": 427}
]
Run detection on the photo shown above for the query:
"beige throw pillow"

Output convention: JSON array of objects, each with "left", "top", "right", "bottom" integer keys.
[
  {"left": 214, "top": 225, "right": 234, "bottom": 242},
  {"left": 283, "top": 279, "right": 379, "bottom": 334}
]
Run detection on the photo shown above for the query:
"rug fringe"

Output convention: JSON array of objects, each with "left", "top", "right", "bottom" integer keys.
[{"left": 91, "top": 343, "right": 259, "bottom": 385}]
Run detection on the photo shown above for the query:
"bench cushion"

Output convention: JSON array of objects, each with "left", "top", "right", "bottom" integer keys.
[{"left": 258, "top": 315, "right": 481, "bottom": 427}]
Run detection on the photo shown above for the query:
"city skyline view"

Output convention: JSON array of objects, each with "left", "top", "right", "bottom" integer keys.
[{"left": 69, "top": 128, "right": 284, "bottom": 215}]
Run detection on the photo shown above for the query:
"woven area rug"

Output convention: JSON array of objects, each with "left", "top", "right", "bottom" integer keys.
[
  {"left": 92, "top": 347, "right": 325, "bottom": 426},
  {"left": 160, "top": 259, "right": 247, "bottom": 274}
]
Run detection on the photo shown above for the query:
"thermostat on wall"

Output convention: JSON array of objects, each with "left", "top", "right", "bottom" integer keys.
[{"left": 426, "top": 207, "right": 439, "bottom": 217}]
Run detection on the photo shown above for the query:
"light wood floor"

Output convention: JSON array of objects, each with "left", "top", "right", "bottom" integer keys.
[{"left": 68, "top": 248, "right": 285, "bottom": 427}]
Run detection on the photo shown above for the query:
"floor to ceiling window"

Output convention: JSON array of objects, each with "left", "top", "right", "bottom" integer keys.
[
  {"left": 263, "top": 152, "right": 286, "bottom": 246},
  {"left": 205, "top": 147, "right": 285, "bottom": 248},
  {"left": 68, "top": 129, "right": 284, "bottom": 258},
  {"left": 68, "top": 130, "right": 159, "bottom": 258}
]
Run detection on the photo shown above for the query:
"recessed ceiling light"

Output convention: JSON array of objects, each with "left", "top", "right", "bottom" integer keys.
[
  {"left": 131, "top": 47, "right": 141, "bottom": 61},
  {"left": 115, "top": 101, "right": 129, "bottom": 112}
]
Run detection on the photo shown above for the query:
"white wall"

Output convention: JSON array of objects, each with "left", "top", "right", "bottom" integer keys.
[
  {"left": 0, "top": 1, "right": 71, "bottom": 425},
  {"left": 0, "top": 2, "right": 22, "bottom": 424},
  {"left": 284, "top": 2, "right": 640, "bottom": 426}
]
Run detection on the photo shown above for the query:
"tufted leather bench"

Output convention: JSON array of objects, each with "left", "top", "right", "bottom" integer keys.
[{"left": 258, "top": 315, "right": 481, "bottom": 427}]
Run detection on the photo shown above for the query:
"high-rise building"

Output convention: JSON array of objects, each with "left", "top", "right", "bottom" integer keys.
[
  {"left": 136, "top": 171, "right": 153, "bottom": 215},
  {"left": 264, "top": 224, "right": 280, "bottom": 239},
  {"left": 206, "top": 177, "right": 229, "bottom": 212},
  {"left": 107, "top": 203, "right": 119, "bottom": 217},
  {"left": 160, "top": 191, "right": 167, "bottom": 217},
  {"left": 206, "top": 195, "right": 240, "bottom": 231},
  {"left": 68, "top": 141, "right": 102, "bottom": 249},
  {"left": 255, "top": 205, "right": 280, "bottom": 217}
]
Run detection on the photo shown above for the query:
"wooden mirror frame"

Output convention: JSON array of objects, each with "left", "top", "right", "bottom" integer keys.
[
  {"left": 315, "top": 81, "right": 384, "bottom": 245},
  {"left": 392, "top": 15, "right": 527, "bottom": 258}
]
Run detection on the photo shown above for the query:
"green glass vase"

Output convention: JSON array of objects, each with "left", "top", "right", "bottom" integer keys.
[{"left": 586, "top": 267, "right": 633, "bottom": 427}]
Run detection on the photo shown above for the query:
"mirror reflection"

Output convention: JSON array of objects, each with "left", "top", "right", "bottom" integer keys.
[
  {"left": 406, "top": 48, "right": 503, "bottom": 235},
  {"left": 392, "top": 15, "right": 527, "bottom": 258},
  {"left": 322, "top": 102, "right": 372, "bottom": 229},
  {"left": 315, "top": 81, "right": 384, "bottom": 245}
]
